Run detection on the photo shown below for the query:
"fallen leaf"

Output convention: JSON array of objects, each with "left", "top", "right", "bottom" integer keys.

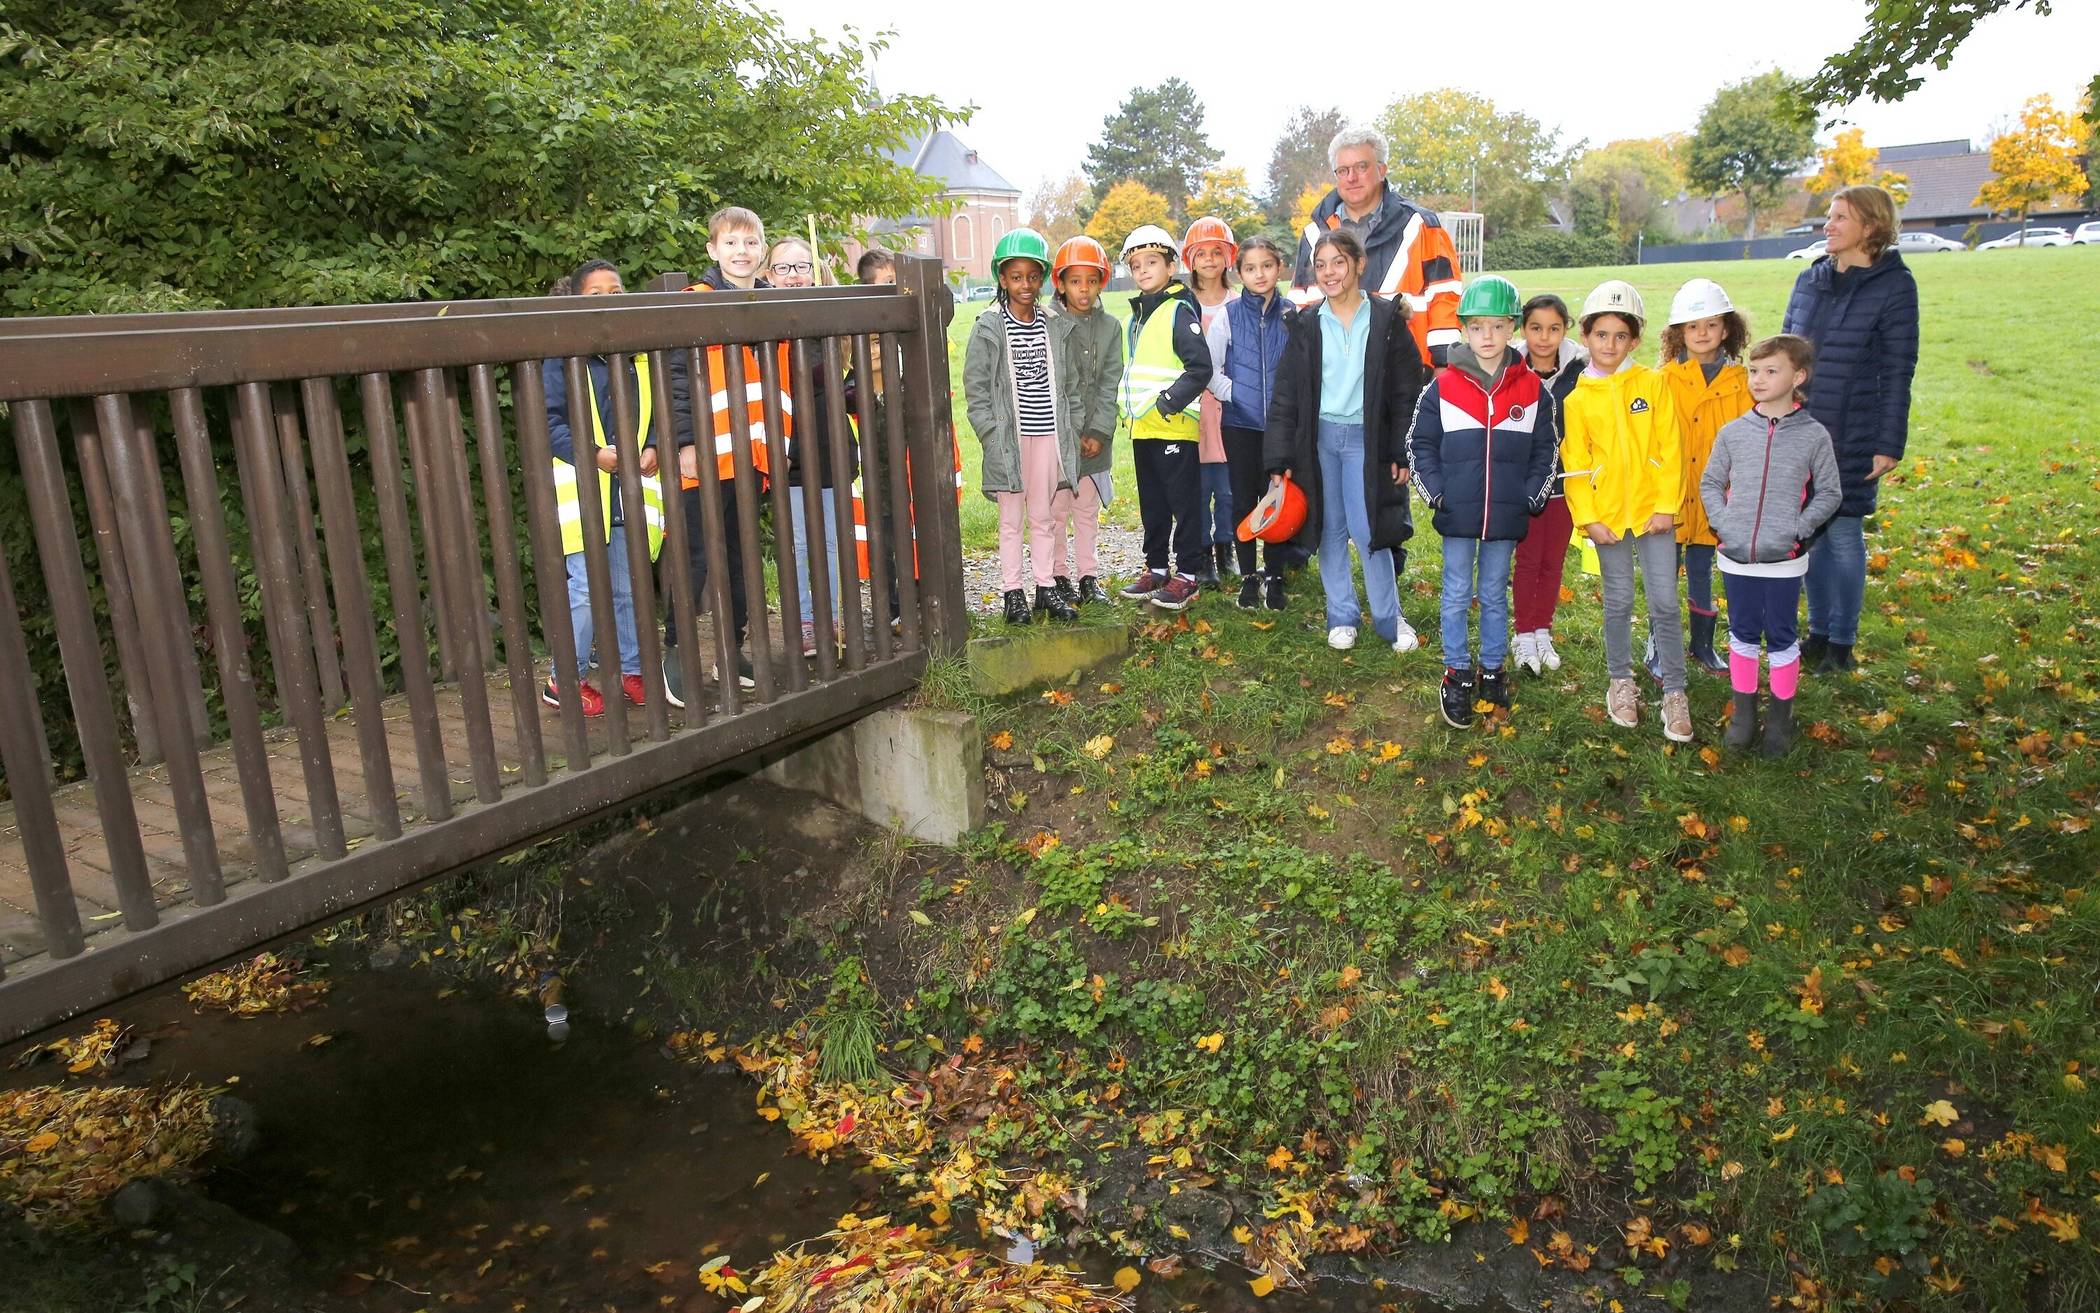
[
  {"left": 1249, "top": 1273, "right": 1276, "bottom": 1297},
  {"left": 1113, "top": 1267, "right": 1140, "bottom": 1293},
  {"left": 1921, "top": 1099, "right": 1960, "bottom": 1127}
]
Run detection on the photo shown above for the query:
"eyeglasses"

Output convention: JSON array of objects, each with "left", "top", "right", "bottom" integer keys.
[
  {"left": 1333, "top": 161, "right": 1380, "bottom": 178},
  {"left": 771, "top": 261, "right": 815, "bottom": 276}
]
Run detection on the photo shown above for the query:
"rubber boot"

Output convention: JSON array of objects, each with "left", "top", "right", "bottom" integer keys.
[
  {"left": 1818, "top": 642, "right": 1856, "bottom": 673},
  {"left": 1688, "top": 612, "right": 1728, "bottom": 674},
  {"left": 1759, "top": 695, "right": 1796, "bottom": 758},
  {"left": 1033, "top": 584, "right": 1079, "bottom": 622},
  {"left": 1002, "top": 588, "right": 1032, "bottom": 626},
  {"left": 1800, "top": 633, "right": 1829, "bottom": 669},
  {"left": 1723, "top": 690, "right": 1759, "bottom": 751},
  {"left": 1216, "top": 543, "right": 1238, "bottom": 581}
]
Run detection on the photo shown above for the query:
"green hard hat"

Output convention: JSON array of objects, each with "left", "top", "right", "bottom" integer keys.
[
  {"left": 1458, "top": 275, "right": 1520, "bottom": 320},
  {"left": 992, "top": 227, "right": 1052, "bottom": 276}
]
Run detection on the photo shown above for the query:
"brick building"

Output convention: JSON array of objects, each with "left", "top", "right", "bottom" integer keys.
[{"left": 864, "top": 130, "right": 1022, "bottom": 282}]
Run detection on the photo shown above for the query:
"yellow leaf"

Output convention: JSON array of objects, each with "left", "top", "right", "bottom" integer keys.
[
  {"left": 24, "top": 1132, "right": 59, "bottom": 1153},
  {"left": 988, "top": 730, "right": 1014, "bottom": 751},
  {"left": 1941, "top": 1138, "right": 1967, "bottom": 1157},
  {"left": 1082, "top": 735, "right": 1115, "bottom": 760},
  {"left": 1232, "top": 1225, "right": 1253, "bottom": 1244},
  {"left": 1921, "top": 1099, "right": 1960, "bottom": 1127},
  {"left": 1770, "top": 1123, "right": 1797, "bottom": 1142},
  {"left": 1113, "top": 1266, "right": 1141, "bottom": 1293},
  {"left": 1506, "top": 1218, "right": 1529, "bottom": 1246},
  {"left": 1195, "top": 1032, "right": 1224, "bottom": 1054},
  {"left": 1486, "top": 976, "right": 1510, "bottom": 1004},
  {"left": 1249, "top": 1274, "right": 1276, "bottom": 1297}
]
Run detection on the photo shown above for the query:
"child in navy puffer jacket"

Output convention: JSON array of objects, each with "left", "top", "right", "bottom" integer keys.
[{"left": 1209, "top": 235, "right": 1295, "bottom": 610}]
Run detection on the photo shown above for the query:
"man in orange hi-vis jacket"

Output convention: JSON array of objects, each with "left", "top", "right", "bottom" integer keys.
[{"left": 1289, "top": 124, "right": 1463, "bottom": 369}]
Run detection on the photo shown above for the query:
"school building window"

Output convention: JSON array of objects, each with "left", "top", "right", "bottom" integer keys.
[{"left": 952, "top": 214, "right": 974, "bottom": 261}]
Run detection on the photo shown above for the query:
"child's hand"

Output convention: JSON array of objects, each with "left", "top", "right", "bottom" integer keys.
[
  {"left": 594, "top": 446, "right": 620, "bottom": 472},
  {"left": 1080, "top": 436, "right": 1103, "bottom": 459},
  {"left": 1390, "top": 463, "right": 1409, "bottom": 487},
  {"left": 1269, "top": 472, "right": 1290, "bottom": 489},
  {"left": 678, "top": 447, "right": 700, "bottom": 482},
  {"left": 1644, "top": 513, "right": 1674, "bottom": 537},
  {"left": 1585, "top": 522, "right": 1619, "bottom": 545},
  {"left": 639, "top": 446, "right": 659, "bottom": 476}
]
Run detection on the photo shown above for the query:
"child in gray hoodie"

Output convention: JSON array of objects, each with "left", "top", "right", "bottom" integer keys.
[{"left": 1700, "top": 334, "right": 1841, "bottom": 757}]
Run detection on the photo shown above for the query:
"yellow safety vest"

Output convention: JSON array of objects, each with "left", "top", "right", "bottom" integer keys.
[
  {"left": 553, "top": 355, "right": 665, "bottom": 559},
  {"left": 1119, "top": 285, "right": 1200, "bottom": 442}
]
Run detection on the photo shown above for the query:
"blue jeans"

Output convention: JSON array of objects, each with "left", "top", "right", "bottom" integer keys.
[
  {"left": 561, "top": 526, "right": 639, "bottom": 679},
  {"left": 1200, "top": 462, "right": 1235, "bottom": 546},
  {"left": 1440, "top": 537, "right": 1515, "bottom": 670},
  {"left": 789, "top": 487, "right": 845, "bottom": 624},
  {"left": 1680, "top": 543, "right": 1716, "bottom": 614},
  {"left": 1315, "top": 420, "right": 1399, "bottom": 642},
  {"left": 1804, "top": 514, "right": 1866, "bottom": 644}
]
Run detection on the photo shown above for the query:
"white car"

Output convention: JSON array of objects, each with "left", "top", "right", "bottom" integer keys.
[
  {"left": 1976, "top": 227, "right": 2073, "bottom": 250},
  {"left": 1785, "top": 239, "right": 1827, "bottom": 260},
  {"left": 1896, "top": 231, "right": 1965, "bottom": 254},
  {"left": 2073, "top": 221, "right": 2100, "bottom": 245}
]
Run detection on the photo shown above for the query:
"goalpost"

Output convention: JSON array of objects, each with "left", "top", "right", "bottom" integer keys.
[{"left": 1441, "top": 211, "right": 1484, "bottom": 276}]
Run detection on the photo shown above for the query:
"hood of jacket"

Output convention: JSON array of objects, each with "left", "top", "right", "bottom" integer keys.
[{"left": 1447, "top": 344, "right": 1523, "bottom": 393}]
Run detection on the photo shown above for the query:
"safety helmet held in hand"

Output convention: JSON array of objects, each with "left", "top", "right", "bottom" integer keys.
[
  {"left": 991, "top": 227, "right": 1052, "bottom": 278},
  {"left": 1120, "top": 224, "right": 1180, "bottom": 264},
  {"left": 1457, "top": 275, "right": 1521, "bottom": 320},
  {"left": 1238, "top": 475, "right": 1308, "bottom": 544},
  {"left": 1180, "top": 216, "right": 1238, "bottom": 267},
  {"left": 1667, "top": 277, "right": 1736, "bottom": 326},
  {"left": 1580, "top": 279, "right": 1646, "bottom": 328},
  {"left": 1052, "top": 235, "right": 1111, "bottom": 286}
]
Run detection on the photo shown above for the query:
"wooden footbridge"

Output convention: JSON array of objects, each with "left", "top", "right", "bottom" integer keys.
[{"left": 0, "top": 257, "right": 965, "bottom": 1043}]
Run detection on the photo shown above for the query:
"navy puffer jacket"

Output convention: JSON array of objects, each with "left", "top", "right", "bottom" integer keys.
[
  {"left": 1782, "top": 251, "right": 1920, "bottom": 517},
  {"left": 1219, "top": 291, "right": 1293, "bottom": 430}
]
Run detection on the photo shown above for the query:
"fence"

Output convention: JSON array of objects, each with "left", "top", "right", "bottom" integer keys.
[{"left": 0, "top": 256, "right": 964, "bottom": 1042}]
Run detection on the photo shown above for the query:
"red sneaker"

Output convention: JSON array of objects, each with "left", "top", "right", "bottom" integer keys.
[
  {"left": 620, "top": 674, "right": 647, "bottom": 706},
  {"left": 1149, "top": 575, "right": 1200, "bottom": 611},
  {"left": 543, "top": 677, "right": 606, "bottom": 717}
]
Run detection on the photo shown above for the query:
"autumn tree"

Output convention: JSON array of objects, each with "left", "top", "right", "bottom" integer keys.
[
  {"left": 1026, "top": 173, "right": 1090, "bottom": 246},
  {"left": 1376, "top": 89, "right": 1571, "bottom": 237},
  {"left": 1974, "top": 94, "right": 2092, "bottom": 233},
  {"left": 1265, "top": 106, "right": 1346, "bottom": 222},
  {"left": 1683, "top": 72, "right": 1815, "bottom": 238},
  {"left": 1288, "top": 183, "right": 1326, "bottom": 237},
  {"left": 1187, "top": 167, "right": 1267, "bottom": 237},
  {"left": 1084, "top": 180, "right": 1172, "bottom": 245},
  {"left": 1569, "top": 138, "right": 1684, "bottom": 245},
  {"left": 1807, "top": 127, "right": 1910, "bottom": 207},
  {"left": 1084, "top": 79, "right": 1220, "bottom": 217}
]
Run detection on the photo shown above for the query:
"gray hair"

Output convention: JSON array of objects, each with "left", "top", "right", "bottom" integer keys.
[{"left": 1327, "top": 125, "right": 1388, "bottom": 170}]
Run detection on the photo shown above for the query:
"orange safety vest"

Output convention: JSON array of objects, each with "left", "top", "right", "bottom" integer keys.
[
  {"left": 683, "top": 284, "right": 788, "bottom": 483},
  {"left": 847, "top": 417, "right": 964, "bottom": 579},
  {"left": 1293, "top": 208, "right": 1463, "bottom": 362}
]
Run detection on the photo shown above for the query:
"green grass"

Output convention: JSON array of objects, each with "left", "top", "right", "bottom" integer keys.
[{"left": 913, "top": 247, "right": 2100, "bottom": 1308}]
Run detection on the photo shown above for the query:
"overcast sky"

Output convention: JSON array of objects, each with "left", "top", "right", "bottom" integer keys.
[{"left": 750, "top": 0, "right": 2097, "bottom": 201}]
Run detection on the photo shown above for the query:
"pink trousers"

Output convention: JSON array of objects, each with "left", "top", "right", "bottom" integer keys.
[
  {"left": 998, "top": 433, "right": 1071, "bottom": 590},
  {"left": 1054, "top": 474, "right": 1101, "bottom": 579}
]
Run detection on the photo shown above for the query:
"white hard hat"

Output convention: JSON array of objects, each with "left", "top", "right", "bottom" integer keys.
[
  {"left": 1581, "top": 279, "right": 1646, "bottom": 326},
  {"left": 1667, "top": 278, "right": 1735, "bottom": 326},
  {"left": 1120, "top": 225, "right": 1179, "bottom": 262}
]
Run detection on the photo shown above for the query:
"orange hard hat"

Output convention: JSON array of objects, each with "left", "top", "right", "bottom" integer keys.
[
  {"left": 1181, "top": 216, "right": 1238, "bottom": 267},
  {"left": 1238, "top": 475, "right": 1306, "bottom": 544},
  {"left": 1051, "top": 236, "right": 1111, "bottom": 286}
]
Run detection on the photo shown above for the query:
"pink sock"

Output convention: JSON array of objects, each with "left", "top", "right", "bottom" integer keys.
[
  {"left": 1730, "top": 651, "right": 1758, "bottom": 695},
  {"left": 1769, "top": 657, "right": 1800, "bottom": 701}
]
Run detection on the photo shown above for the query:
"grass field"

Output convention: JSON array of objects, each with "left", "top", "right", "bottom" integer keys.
[{"left": 884, "top": 247, "right": 2100, "bottom": 1308}]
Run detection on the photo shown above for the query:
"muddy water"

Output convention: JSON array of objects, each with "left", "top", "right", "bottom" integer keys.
[{"left": 25, "top": 967, "right": 1476, "bottom": 1312}]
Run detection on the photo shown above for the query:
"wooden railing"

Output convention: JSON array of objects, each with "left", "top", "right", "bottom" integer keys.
[{"left": 0, "top": 256, "right": 963, "bottom": 1042}]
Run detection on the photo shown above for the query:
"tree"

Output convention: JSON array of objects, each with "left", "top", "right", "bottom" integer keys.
[
  {"left": 1683, "top": 72, "right": 1816, "bottom": 239},
  {"left": 1084, "top": 79, "right": 1221, "bottom": 217},
  {"left": 1375, "top": 89, "right": 1572, "bottom": 238},
  {"left": 1187, "top": 167, "right": 1267, "bottom": 236},
  {"left": 1569, "top": 138, "right": 1684, "bottom": 245},
  {"left": 0, "top": 0, "right": 955, "bottom": 314},
  {"left": 1803, "top": 0, "right": 2098, "bottom": 123},
  {"left": 1265, "top": 105, "right": 1346, "bottom": 222},
  {"left": 1806, "top": 127, "right": 1910, "bottom": 207},
  {"left": 1026, "top": 173, "right": 1090, "bottom": 246},
  {"left": 1288, "top": 183, "right": 1326, "bottom": 237},
  {"left": 1975, "top": 94, "right": 2091, "bottom": 232},
  {"left": 1084, "top": 180, "right": 1172, "bottom": 245}
]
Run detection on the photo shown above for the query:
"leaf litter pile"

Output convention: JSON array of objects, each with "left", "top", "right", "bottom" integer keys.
[
  {"left": 180, "top": 951, "right": 329, "bottom": 1015},
  {"left": 739, "top": 1213, "right": 1131, "bottom": 1313},
  {"left": 0, "top": 1081, "right": 219, "bottom": 1228}
]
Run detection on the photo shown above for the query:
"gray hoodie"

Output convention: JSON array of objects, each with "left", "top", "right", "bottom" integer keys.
[{"left": 1700, "top": 405, "right": 1842, "bottom": 565}]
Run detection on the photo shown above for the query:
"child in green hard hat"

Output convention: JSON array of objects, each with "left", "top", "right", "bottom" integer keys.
[
  {"left": 1404, "top": 274, "right": 1559, "bottom": 730},
  {"left": 964, "top": 227, "right": 1081, "bottom": 625}
]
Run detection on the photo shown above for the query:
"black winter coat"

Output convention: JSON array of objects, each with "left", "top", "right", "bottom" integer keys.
[
  {"left": 1262, "top": 293, "right": 1425, "bottom": 553},
  {"left": 1782, "top": 251, "right": 1920, "bottom": 518}
]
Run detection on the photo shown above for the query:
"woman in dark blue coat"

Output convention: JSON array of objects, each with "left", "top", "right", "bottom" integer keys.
[{"left": 1782, "top": 184, "right": 1919, "bottom": 673}]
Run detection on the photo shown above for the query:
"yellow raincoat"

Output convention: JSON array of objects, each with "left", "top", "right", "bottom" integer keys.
[
  {"left": 1560, "top": 363, "right": 1684, "bottom": 540},
  {"left": 1661, "top": 357, "right": 1750, "bottom": 547}
]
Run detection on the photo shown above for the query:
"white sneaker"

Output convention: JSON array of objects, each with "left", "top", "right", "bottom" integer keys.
[
  {"left": 1512, "top": 631, "right": 1539, "bottom": 675},
  {"left": 1392, "top": 616, "right": 1420, "bottom": 653},
  {"left": 1327, "top": 626, "right": 1358, "bottom": 651},
  {"left": 1536, "top": 631, "right": 1562, "bottom": 671}
]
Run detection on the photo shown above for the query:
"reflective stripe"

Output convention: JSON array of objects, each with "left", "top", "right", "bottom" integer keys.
[
  {"left": 553, "top": 355, "right": 665, "bottom": 559},
  {"left": 1376, "top": 214, "right": 1423, "bottom": 297}
]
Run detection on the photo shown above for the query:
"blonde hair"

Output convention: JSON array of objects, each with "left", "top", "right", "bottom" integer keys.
[
  {"left": 708, "top": 206, "right": 765, "bottom": 243},
  {"left": 1831, "top": 185, "right": 1897, "bottom": 259}
]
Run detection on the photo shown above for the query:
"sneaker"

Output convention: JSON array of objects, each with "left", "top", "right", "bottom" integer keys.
[
  {"left": 1479, "top": 667, "right": 1510, "bottom": 711},
  {"left": 731, "top": 654, "right": 757, "bottom": 691},
  {"left": 1392, "top": 615, "right": 1420, "bottom": 654},
  {"left": 620, "top": 673, "right": 647, "bottom": 707},
  {"left": 1512, "top": 631, "right": 1539, "bottom": 675},
  {"left": 1536, "top": 630, "right": 1562, "bottom": 671},
  {"left": 801, "top": 621, "right": 819, "bottom": 658},
  {"left": 1002, "top": 587, "right": 1032, "bottom": 626},
  {"left": 1077, "top": 575, "right": 1109, "bottom": 605},
  {"left": 1660, "top": 690, "right": 1694, "bottom": 743},
  {"left": 1440, "top": 667, "right": 1476, "bottom": 729},
  {"left": 1605, "top": 677, "right": 1639, "bottom": 729},
  {"left": 1151, "top": 575, "right": 1200, "bottom": 611},
  {"left": 1264, "top": 574, "right": 1287, "bottom": 611},
  {"left": 662, "top": 662, "right": 687, "bottom": 710},
  {"left": 1236, "top": 575, "right": 1263, "bottom": 610},
  {"left": 1120, "top": 571, "right": 1168, "bottom": 600},
  {"left": 1054, "top": 576, "right": 1080, "bottom": 608},
  {"left": 544, "top": 677, "right": 605, "bottom": 717},
  {"left": 1033, "top": 584, "right": 1079, "bottom": 622},
  {"left": 1327, "top": 625, "right": 1358, "bottom": 650}
]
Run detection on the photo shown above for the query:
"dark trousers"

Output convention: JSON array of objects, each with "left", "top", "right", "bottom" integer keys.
[
  {"left": 1222, "top": 424, "right": 1278, "bottom": 577},
  {"left": 1132, "top": 439, "right": 1205, "bottom": 576},
  {"left": 1723, "top": 571, "right": 1802, "bottom": 659},
  {"left": 669, "top": 480, "right": 749, "bottom": 646}
]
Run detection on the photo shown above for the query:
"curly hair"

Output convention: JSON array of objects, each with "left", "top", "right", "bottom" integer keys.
[{"left": 1659, "top": 310, "right": 1750, "bottom": 364}]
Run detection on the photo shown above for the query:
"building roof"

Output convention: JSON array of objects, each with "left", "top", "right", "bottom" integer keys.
[
  {"left": 887, "top": 130, "right": 1021, "bottom": 197},
  {"left": 1889, "top": 145, "right": 1995, "bottom": 221},
  {"left": 1880, "top": 139, "right": 1972, "bottom": 164}
]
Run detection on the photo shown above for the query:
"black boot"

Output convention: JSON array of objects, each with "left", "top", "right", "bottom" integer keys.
[
  {"left": 1236, "top": 575, "right": 1263, "bottom": 610},
  {"left": 1216, "top": 544, "right": 1238, "bottom": 580},
  {"left": 1033, "top": 584, "right": 1079, "bottom": 622},
  {"left": 1263, "top": 572, "right": 1287, "bottom": 611},
  {"left": 1800, "top": 633, "right": 1829, "bottom": 669},
  {"left": 1002, "top": 588, "right": 1032, "bottom": 626},
  {"left": 1440, "top": 666, "right": 1477, "bottom": 729},
  {"left": 1818, "top": 642, "right": 1856, "bottom": 673},
  {"left": 1723, "top": 690, "right": 1759, "bottom": 751},
  {"left": 1054, "top": 575, "right": 1080, "bottom": 608},
  {"left": 1193, "top": 553, "right": 1221, "bottom": 588},
  {"left": 1077, "top": 575, "right": 1108, "bottom": 605},
  {"left": 1759, "top": 695, "right": 1796, "bottom": 758},
  {"left": 1688, "top": 612, "right": 1728, "bottom": 674}
]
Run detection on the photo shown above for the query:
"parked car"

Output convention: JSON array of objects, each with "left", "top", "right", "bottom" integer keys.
[
  {"left": 1976, "top": 227, "right": 2073, "bottom": 250},
  {"left": 2073, "top": 221, "right": 2100, "bottom": 245},
  {"left": 1785, "top": 239, "right": 1827, "bottom": 260},
  {"left": 1783, "top": 221, "right": 1824, "bottom": 235},
  {"left": 1896, "top": 231, "right": 1965, "bottom": 254},
  {"left": 964, "top": 284, "right": 996, "bottom": 301}
]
